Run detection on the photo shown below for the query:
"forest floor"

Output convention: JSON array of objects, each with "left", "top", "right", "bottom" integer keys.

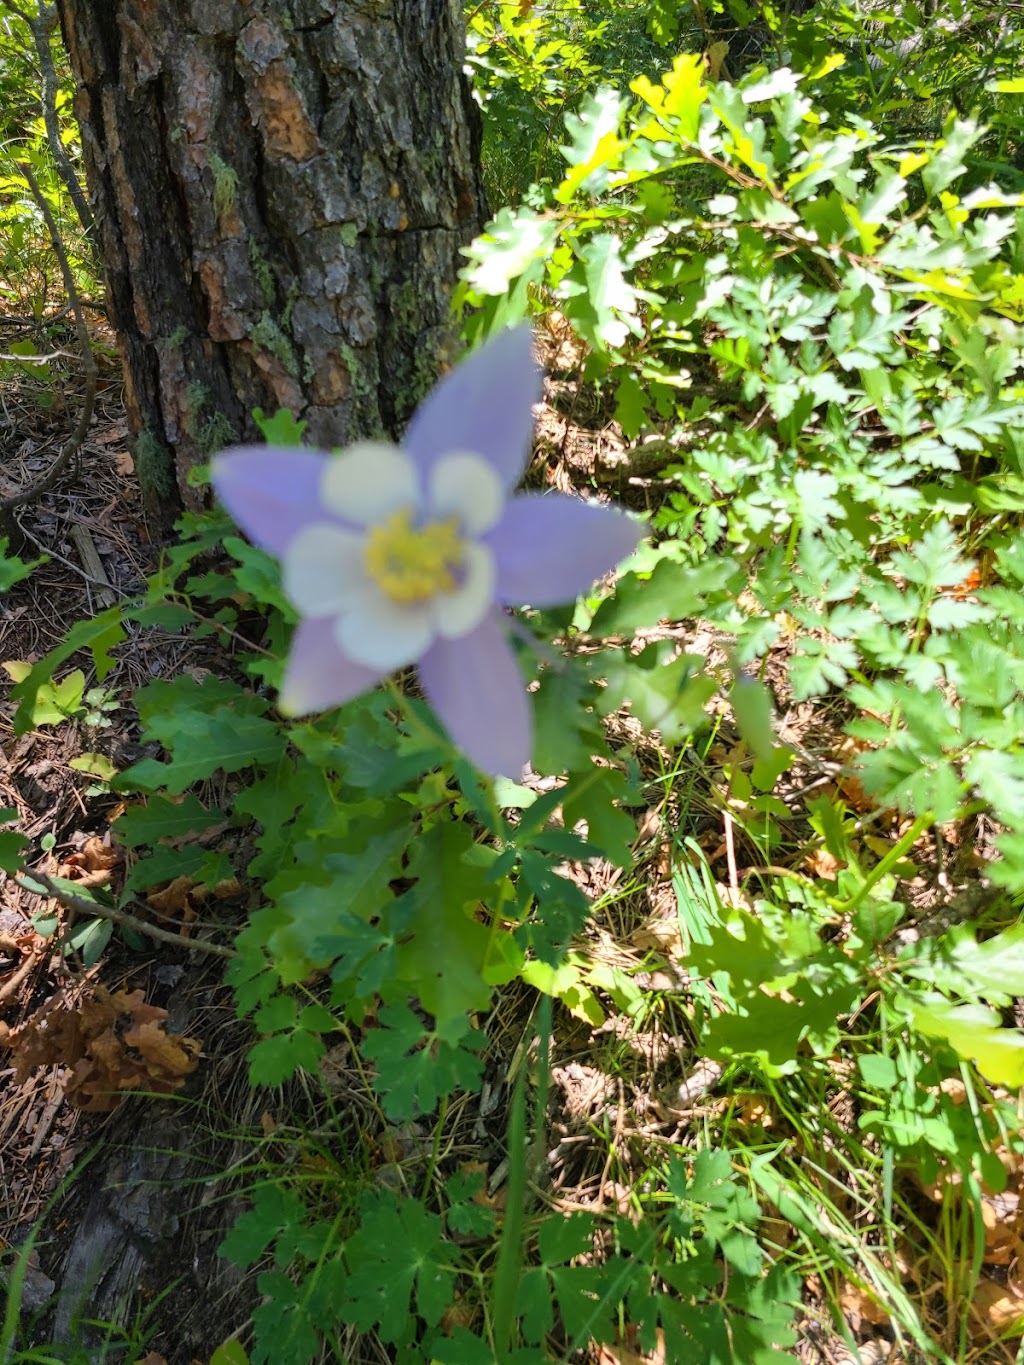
[{"left": 0, "top": 322, "right": 1017, "bottom": 1365}]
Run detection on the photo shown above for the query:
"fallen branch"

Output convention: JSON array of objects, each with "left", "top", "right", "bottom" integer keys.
[{"left": 17, "top": 871, "right": 238, "bottom": 961}]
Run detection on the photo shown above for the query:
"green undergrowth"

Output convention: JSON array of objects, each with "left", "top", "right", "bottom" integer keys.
[{"left": 3, "top": 3, "right": 1024, "bottom": 1363}]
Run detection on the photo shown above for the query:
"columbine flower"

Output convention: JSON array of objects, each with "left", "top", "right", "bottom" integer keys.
[{"left": 212, "top": 327, "right": 641, "bottom": 775}]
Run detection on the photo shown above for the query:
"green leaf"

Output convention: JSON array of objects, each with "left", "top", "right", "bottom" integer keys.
[
  {"left": 906, "top": 922, "right": 1024, "bottom": 1006},
  {"left": 730, "top": 675, "right": 776, "bottom": 764},
  {"left": 219, "top": 1184, "right": 308, "bottom": 1268},
  {"left": 252, "top": 408, "right": 308, "bottom": 446},
  {"left": 906, "top": 995, "right": 1024, "bottom": 1086},
  {"left": 857, "top": 1053, "right": 899, "bottom": 1089},
  {"left": 921, "top": 119, "right": 981, "bottom": 197},
  {"left": 556, "top": 88, "right": 626, "bottom": 201},
  {"left": 460, "top": 207, "right": 557, "bottom": 296},
  {"left": 210, "top": 1341, "right": 250, "bottom": 1365},
  {"left": 116, "top": 794, "right": 224, "bottom": 846},
  {"left": 591, "top": 558, "right": 736, "bottom": 634},
  {"left": 248, "top": 1029, "right": 325, "bottom": 1086},
  {"left": 4, "top": 665, "right": 86, "bottom": 726},
  {"left": 0, "top": 538, "right": 40, "bottom": 592},
  {"left": 520, "top": 956, "right": 606, "bottom": 1027},
  {"left": 0, "top": 808, "right": 26, "bottom": 874},
  {"left": 396, "top": 822, "right": 500, "bottom": 1023},
  {"left": 362, "top": 1002, "right": 484, "bottom": 1119},
  {"left": 614, "top": 371, "right": 649, "bottom": 439},
  {"left": 11, "top": 609, "right": 125, "bottom": 733},
  {"left": 66, "top": 917, "right": 113, "bottom": 967},
  {"left": 562, "top": 233, "right": 637, "bottom": 350},
  {"left": 120, "top": 708, "right": 285, "bottom": 794},
  {"left": 341, "top": 1188, "right": 458, "bottom": 1346},
  {"left": 562, "top": 766, "right": 637, "bottom": 870},
  {"left": 631, "top": 53, "right": 706, "bottom": 140},
  {"left": 225, "top": 536, "right": 292, "bottom": 613},
  {"left": 597, "top": 643, "right": 716, "bottom": 745},
  {"left": 532, "top": 668, "right": 601, "bottom": 775}
]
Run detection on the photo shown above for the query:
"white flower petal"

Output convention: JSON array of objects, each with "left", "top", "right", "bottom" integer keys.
[
  {"left": 338, "top": 590, "right": 435, "bottom": 670},
  {"left": 283, "top": 523, "right": 370, "bottom": 617},
  {"left": 431, "top": 542, "right": 495, "bottom": 639},
  {"left": 429, "top": 451, "right": 505, "bottom": 535},
  {"left": 320, "top": 442, "right": 420, "bottom": 526}
]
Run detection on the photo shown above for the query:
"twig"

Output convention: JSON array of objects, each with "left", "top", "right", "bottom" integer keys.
[
  {"left": 0, "top": 943, "right": 44, "bottom": 1006},
  {"left": 1, "top": 162, "right": 97, "bottom": 510},
  {"left": 17, "top": 871, "right": 238, "bottom": 961},
  {"left": 13, "top": 513, "right": 131, "bottom": 599}
]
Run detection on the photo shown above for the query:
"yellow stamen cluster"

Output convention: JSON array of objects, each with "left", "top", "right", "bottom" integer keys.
[{"left": 364, "top": 506, "right": 465, "bottom": 605}]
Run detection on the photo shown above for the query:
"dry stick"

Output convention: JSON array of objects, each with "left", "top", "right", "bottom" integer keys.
[
  {"left": 18, "top": 871, "right": 238, "bottom": 961},
  {"left": 0, "top": 162, "right": 97, "bottom": 511}
]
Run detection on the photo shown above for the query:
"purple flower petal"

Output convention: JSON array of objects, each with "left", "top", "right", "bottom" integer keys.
[
  {"left": 487, "top": 493, "right": 642, "bottom": 607},
  {"left": 418, "top": 613, "right": 531, "bottom": 776},
  {"left": 212, "top": 447, "right": 333, "bottom": 557},
  {"left": 279, "top": 617, "right": 383, "bottom": 716},
  {"left": 404, "top": 327, "right": 541, "bottom": 489}
]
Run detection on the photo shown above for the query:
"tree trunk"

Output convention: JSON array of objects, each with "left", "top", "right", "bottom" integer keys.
[{"left": 55, "top": 0, "right": 487, "bottom": 525}]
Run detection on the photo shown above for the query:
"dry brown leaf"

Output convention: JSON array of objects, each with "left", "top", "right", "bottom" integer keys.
[
  {"left": 2, "top": 987, "right": 201, "bottom": 1111},
  {"left": 735, "top": 1094, "right": 774, "bottom": 1129},
  {"left": 74, "top": 836, "right": 120, "bottom": 871},
  {"left": 439, "top": 1297, "right": 475, "bottom": 1333},
  {"left": 840, "top": 1280, "right": 892, "bottom": 1332},
  {"left": 971, "top": 1274, "right": 1024, "bottom": 1339},
  {"left": 146, "top": 875, "right": 198, "bottom": 922},
  {"left": 803, "top": 847, "right": 845, "bottom": 878},
  {"left": 629, "top": 916, "right": 684, "bottom": 958},
  {"left": 982, "top": 1193, "right": 1024, "bottom": 1266},
  {"left": 595, "top": 1328, "right": 666, "bottom": 1365},
  {"left": 60, "top": 836, "right": 122, "bottom": 889}
]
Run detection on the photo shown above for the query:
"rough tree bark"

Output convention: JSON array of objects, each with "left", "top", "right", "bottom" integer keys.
[{"left": 55, "top": 0, "right": 487, "bottom": 525}]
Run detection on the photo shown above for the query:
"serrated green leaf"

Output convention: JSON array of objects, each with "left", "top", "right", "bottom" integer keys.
[
  {"left": 120, "top": 708, "right": 285, "bottom": 794},
  {"left": 556, "top": 88, "right": 626, "bottom": 200},
  {"left": 116, "top": 794, "right": 224, "bottom": 847},
  {"left": 396, "top": 822, "right": 500, "bottom": 1022},
  {"left": 248, "top": 1029, "right": 325, "bottom": 1086},
  {"left": 362, "top": 1003, "right": 483, "bottom": 1119},
  {"left": 631, "top": 53, "right": 706, "bottom": 140},
  {"left": 219, "top": 1184, "right": 308, "bottom": 1268},
  {"left": 460, "top": 207, "right": 557, "bottom": 296},
  {"left": 597, "top": 642, "right": 715, "bottom": 744},
  {"left": 562, "top": 766, "right": 637, "bottom": 870},
  {"left": 252, "top": 408, "right": 308, "bottom": 446},
  {"left": 562, "top": 233, "right": 637, "bottom": 350},
  {"left": 591, "top": 558, "right": 735, "bottom": 634}
]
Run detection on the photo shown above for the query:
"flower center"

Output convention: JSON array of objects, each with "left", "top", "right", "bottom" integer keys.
[{"left": 364, "top": 506, "right": 465, "bottom": 605}]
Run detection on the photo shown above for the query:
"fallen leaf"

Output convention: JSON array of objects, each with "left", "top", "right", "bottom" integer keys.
[
  {"left": 595, "top": 1327, "right": 666, "bottom": 1364},
  {"left": 971, "top": 1275, "right": 1024, "bottom": 1339},
  {"left": 1, "top": 987, "right": 201, "bottom": 1111},
  {"left": 982, "top": 1192, "right": 1024, "bottom": 1266},
  {"left": 840, "top": 1280, "right": 892, "bottom": 1332},
  {"left": 146, "top": 875, "right": 197, "bottom": 923},
  {"left": 803, "top": 847, "right": 845, "bottom": 878}
]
